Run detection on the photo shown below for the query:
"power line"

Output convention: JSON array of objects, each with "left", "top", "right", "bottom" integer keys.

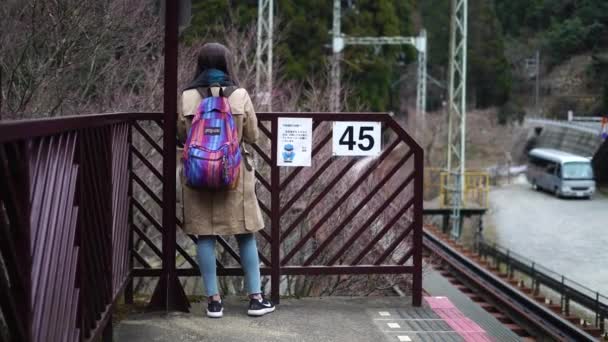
[{"left": 330, "top": 0, "right": 427, "bottom": 125}]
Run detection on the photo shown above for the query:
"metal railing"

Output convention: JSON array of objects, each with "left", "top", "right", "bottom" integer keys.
[
  {"left": 131, "top": 111, "right": 424, "bottom": 305},
  {"left": 0, "top": 112, "right": 160, "bottom": 342},
  {"left": 424, "top": 167, "right": 489, "bottom": 208},
  {"left": 478, "top": 240, "right": 607, "bottom": 334},
  {"left": 527, "top": 117, "right": 602, "bottom": 136},
  {"left": 1, "top": 111, "right": 424, "bottom": 341}
]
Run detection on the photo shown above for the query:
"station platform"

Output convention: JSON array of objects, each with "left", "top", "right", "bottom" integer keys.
[{"left": 114, "top": 293, "right": 505, "bottom": 342}]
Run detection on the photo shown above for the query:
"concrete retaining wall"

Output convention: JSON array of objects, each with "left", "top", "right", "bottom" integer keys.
[{"left": 522, "top": 119, "right": 607, "bottom": 184}]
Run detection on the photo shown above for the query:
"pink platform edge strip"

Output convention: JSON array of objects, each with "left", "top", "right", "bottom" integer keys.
[{"left": 425, "top": 296, "right": 494, "bottom": 342}]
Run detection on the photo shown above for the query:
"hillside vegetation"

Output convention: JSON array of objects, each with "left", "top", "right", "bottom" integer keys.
[
  {"left": 183, "top": 0, "right": 607, "bottom": 122},
  {"left": 2, "top": 0, "right": 607, "bottom": 121}
]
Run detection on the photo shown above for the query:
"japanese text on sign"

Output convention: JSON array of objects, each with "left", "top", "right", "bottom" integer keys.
[{"left": 277, "top": 117, "right": 313, "bottom": 167}]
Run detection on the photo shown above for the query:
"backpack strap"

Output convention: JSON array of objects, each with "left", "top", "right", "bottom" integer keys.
[
  {"left": 195, "top": 87, "right": 213, "bottom": 98},
  {"left": 195, "top": 85, "right": 239, "bottom": 99},
  {"left": 222, "top": 86, "right": 238, "bottom": 98}
]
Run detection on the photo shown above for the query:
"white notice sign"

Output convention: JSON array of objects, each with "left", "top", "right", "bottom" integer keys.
[
  {"left": 277, "top": 117, "right": 313, "bottom": 167},
  {"left": 332, "top": 121, "right": 382, "bottom": 156}
]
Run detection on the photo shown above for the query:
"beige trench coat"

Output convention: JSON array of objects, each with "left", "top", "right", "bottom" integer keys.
[{"left": 177, "top": 87, "right": 264, "bottom": 236}]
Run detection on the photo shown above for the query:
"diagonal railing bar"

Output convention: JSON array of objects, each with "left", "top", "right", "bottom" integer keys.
[
  {"left": 280, "top": 157, "right": 358, "bottom": 242},
  {"left": 132, "top": 224, "right": 163, "bottom": 259},
  {"left": 374, "top": 220, "right": 416, "bottom": 265},
  {"left": 111, "top": 124, "right": 131, "bottom": 295},
  {"left": 132, "top": 200, "right": 196, "bottom": 267},
  {"left": 49, "top": 135, "right": 80, "bottom": 342},
  {"left": 257, "top": 229, "right": 272, "bottom": 243},
  {"left": 29, "top": 138, "right": 54, "bottom": 249},
  {"left": 255, "top": 171, "right": 271, "bottom": 191},
  {"left": 31, "top": 135, "right": 64, "bottom": 253},
  {"left": 251, "top": 144, "right": 271, "bottom": 165},
  {"left": 281, "top": 138, "right": 401, "bottom": 243},
  {"left": 279, "top": 130, "right": 332, "bottom": 191},
  {"left": 132, "top": 121, "right": 163, "bottom": 155},
  {"left": 131, "top": 146, "right": 162, "bottom": 180},
  {"left": 211, "top": 235, "right": 271, "bottom": 268},
  {"left": 259, "top": 201, "right": 271, "bottom": 217},
  {"left": 258, "top": 121, "right": 272, "bottom": 139},
  {"left": 152, "top": 119, "right": 163, "bottom": 130},
  {"left": 185, "top": 233, "right": 270, "bottom": 268},
  {"left": 132, "top": 200, "right": 163, "bottom": 231},
  {"left": 133, "top": 250, "right": 152, "bottom": 268},
  {"left": 28, "top": 137, "right": 48, "bottom": 198},
  {"left": 257, "top": 251, "right": 271, "bottom": 267},
  {"left": 216, "top": 236, "right": 242, "bottom": 264},
  {"left": 33, "top": 134, "right": 75, "bottom": 338},
  {"left": 398, "top": 248, "right": 415, "bottom": 265},
  {"left": 306, "top": 168, "right": 416, "bottom": 266},
  {"left": 28, "top": 135, "right": 69, "bottom": 342},
  {"left": 176, "top": 249, "right": 199, "bottom": 270},
  {"left": 290, "top": 153, "right": 414, "bottom": 267},
  {"left": 131, "top": 172, "right": 162, "bottom": 207},
  {"left": 348, "top": 199, "right": 415, "bottom": 266},
  {"left": 280, "top": 155, "right": 335, "bottom": 215}
]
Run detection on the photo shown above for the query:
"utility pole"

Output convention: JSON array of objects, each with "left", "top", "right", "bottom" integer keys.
[
  {"left": 446, "top": 0, "right": 468, "bottom": 240},
  {"left": 331, "top": 0, "right": 343, "bottom": 113},
  {"left": 535, "top": 50, "right": 541, "bottom": 117},
  {"left": 256, "top": 0, "right": 273, "bottom": 112},
  {"left": 330, "top": 0, "right": 427, "bottom": 122},
  {"left": 416, "top": 30, "right": 428, "bottom": 129}
]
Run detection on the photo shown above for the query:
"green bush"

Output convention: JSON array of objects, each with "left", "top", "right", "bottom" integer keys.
[{"left": 546, "top": 18, "right": 589, "bottom": 62}]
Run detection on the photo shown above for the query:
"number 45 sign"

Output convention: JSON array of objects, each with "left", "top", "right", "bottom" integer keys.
[{"left": 332, "top": 121, "right": 382, "bottom": 156}]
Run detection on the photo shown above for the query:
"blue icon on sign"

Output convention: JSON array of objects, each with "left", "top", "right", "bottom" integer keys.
[{"left": 283, "top": 144, "right": 295, "bottom": 163}]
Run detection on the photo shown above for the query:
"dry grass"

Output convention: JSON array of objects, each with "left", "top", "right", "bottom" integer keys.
[{"left": 418, "top": 108, "right": 527, "bottom": 171}]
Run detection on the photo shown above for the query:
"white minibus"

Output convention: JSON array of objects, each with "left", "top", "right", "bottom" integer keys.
[{"left": 526, "top": 148, "right": 595, "bottom": 198}]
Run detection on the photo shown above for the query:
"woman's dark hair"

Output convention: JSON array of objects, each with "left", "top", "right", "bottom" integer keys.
[{"left": 193, "top": 42, "right": 238, "bottom": 84}]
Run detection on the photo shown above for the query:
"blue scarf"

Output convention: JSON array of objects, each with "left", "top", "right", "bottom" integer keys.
[{"left": 185, "top": 68, "right": 236, "bottom": 91}]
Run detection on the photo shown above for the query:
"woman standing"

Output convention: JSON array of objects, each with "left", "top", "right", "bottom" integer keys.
[{"left": 178, "top": 42, "right": 274, "bottom": 318}]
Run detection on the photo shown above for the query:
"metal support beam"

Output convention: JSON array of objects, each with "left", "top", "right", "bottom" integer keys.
[
  {"left": 256, "top": 0, "right": 274, "bottom": 111},
  {"left": 331, "top": 0, "right": 427, "bottom": 121},
  {"left": 446, "top": 0, "right": 468, "bottom": 239},
  {"left": 416, "top": 30, "right": 428, "bottom": 129},
  {"left": 148, "top": 0, "right": 190, "bottom": 313},
  {"left": 330, "top": 0, "right": 342, "bottom": 113}
]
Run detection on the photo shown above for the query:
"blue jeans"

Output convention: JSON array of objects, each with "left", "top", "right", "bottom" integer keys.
[{"left": 196, "top": 233, "right": 261, "bottom": 297}]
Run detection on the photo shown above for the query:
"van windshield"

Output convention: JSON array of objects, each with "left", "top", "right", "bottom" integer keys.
[{"left": 562, "top": 162, "right": 594, "bottom": 180}]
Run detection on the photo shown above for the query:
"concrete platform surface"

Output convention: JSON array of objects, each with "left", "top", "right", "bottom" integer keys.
[{"left": 114, "top": 296, "right": 478, "bottom": 342}]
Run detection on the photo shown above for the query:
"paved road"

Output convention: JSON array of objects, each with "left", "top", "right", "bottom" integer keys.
[{"left": 487, "top": 177, "right": 608, "bottom": 295}]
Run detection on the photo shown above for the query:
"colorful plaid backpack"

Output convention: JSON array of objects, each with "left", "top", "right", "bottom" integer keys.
[{"left": 183, "top": 86, "right": 241, "bottom": 190}]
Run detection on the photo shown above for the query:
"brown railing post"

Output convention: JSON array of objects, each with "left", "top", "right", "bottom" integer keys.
[
  {"left": 148, "top": 0, "right": 189, "bottom": 312},
  {"left": 412, "top": 145, "right": 424, "bottom": 307},
  {"left": 125, "top": 123, "right": 134, "bottom": 305},
  {"left": 270, "top": 117, "right": 281, "bottom": 304},
  {"left": 0, "top": 141, "right": 32, "bottom": 342}
]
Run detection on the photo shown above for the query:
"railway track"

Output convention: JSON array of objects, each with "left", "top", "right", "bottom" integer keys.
[{"left": 423, "top": 227, "right": 599, "bottom": 341}]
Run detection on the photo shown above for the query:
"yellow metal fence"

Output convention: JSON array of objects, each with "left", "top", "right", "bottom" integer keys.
[{"left": 424, "top": 167, "right": 489, "bottom": 208}]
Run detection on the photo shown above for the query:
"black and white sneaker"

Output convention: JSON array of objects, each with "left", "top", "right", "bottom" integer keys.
[
  {"left": 206, "top": 300, "right": 223, "bottom": 318},
  {"left": 247, "top": 297, "right": 275, "bottom": 317}
]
